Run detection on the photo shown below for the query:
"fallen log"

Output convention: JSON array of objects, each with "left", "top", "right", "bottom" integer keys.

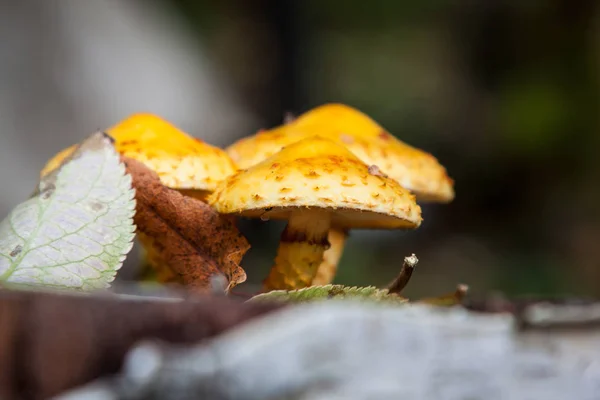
[{"left": 57, "top": 300, "right": 600, "bottom": 400}]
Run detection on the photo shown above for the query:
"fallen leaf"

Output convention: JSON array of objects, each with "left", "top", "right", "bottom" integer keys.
[
  {"left": 0, "top": 132, "right": 136, "bottom": 290},
  {"left": 417, "top": 284, "right": 469, "bottom": 307},
  {"left": 124, "top": 157, "right": 249, "bottom": 293},
  {"left": 248, "top": 284, "right": 408, "bottom": 304}
]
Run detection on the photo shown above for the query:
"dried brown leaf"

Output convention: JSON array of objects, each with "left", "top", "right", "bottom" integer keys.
[
  {"left": 418, "top": 284, "right": 469, "bottom": 307},
  {"left": 123, "top": 157, "right": 249, "bottom": 293}
]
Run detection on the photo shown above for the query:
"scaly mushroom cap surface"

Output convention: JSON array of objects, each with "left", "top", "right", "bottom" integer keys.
[
  {"left": 226, "top": 103, "right": 454, "bottom": 203},
  {"left": 209, "top": 136, "right": 422, "bottom": 230},
  {"left": 40, "top": 113, "right": 238, "bottom": 192}
]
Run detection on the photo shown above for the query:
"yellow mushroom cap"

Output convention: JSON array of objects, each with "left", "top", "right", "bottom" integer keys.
[
  {"left": 40, "top": 113, "right": 237, "bottom": 192},
  {"left": 209, "top": 136, "right": 422, "bottom": 230},
  {"left": 226, "top": 103, "right": 454, "bottom": 203}
]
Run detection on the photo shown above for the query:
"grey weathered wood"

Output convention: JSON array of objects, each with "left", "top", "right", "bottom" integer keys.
[{"left": 55, "top": 301, "right": 600, "bottom": 400}]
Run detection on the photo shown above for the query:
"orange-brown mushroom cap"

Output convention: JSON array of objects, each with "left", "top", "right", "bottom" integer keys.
[
  {"left": 226, "top": 103, "right": 454, "bottom": 203},
  {"left": 210, "top": 136, "right": 422, "bottom": 229},
  {"left": 210, "top": 136, "right": 421, "bottom": 290},
  {"left": 40, "top": 113, "right": 238, "bottom": 193}
]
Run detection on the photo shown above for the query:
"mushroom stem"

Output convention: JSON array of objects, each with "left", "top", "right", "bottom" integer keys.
[
  {"left": 311, "top": 228, "right": 349, "bottom": 285},
  {"left": 263, "top": 209, "right": 332, "bottom": 291}
]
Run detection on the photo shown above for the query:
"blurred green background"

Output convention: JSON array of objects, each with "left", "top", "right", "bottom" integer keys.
[
  {"left": 1, "top": 0, "right": 598, "bottom": 298},
  {"left": 167, "top": 0, "right": 600, "bottom": 298}
]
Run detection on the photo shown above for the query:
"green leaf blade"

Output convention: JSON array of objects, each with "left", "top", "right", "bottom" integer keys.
[
  {"left": 0, "top": 132, "right": 136, "bottom": 291},
  {"left": 249, "top": 284, "right": 409, "bottom": 304}
]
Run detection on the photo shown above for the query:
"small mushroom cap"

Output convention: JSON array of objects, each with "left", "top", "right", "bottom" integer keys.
[
  {"left": 40, "top": 113, "right": 237, "bottom": 192},
  {"left": 209, "top": 136, "right": 422, "bottom": 230},
  {"left": 226, "top": 103, "right": 454, "bottom": 203}
]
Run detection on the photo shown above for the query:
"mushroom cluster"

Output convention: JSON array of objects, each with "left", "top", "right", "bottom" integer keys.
[
  {"left": 40, "top": 104, "right": 454, "bottom": 293},
  {"left": 225, "top": 103, "right": 454, "bottom": 288}
]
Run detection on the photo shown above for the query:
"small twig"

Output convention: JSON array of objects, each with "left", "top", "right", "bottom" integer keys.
[
  {"left": 386, "top": 254, "right": 419, "bottom": 295},
  {"left": 418, "top": 283, "right": 470, "bottom": 306}
]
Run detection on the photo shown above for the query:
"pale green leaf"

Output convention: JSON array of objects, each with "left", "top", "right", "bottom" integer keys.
[
  {"left": 0, "top": 132, "right": 136, "bottom": 290},
  {"left": 248, "top": 284, "right": 408, "bottom": 304}
]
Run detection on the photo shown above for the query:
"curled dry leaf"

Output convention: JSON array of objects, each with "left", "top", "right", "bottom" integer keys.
[
  {"left": 123, "top": 157, "right": 249, "bottom": 293},
  {"left": 417, "top": 284, "right": 469, "bottom": 307}
]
